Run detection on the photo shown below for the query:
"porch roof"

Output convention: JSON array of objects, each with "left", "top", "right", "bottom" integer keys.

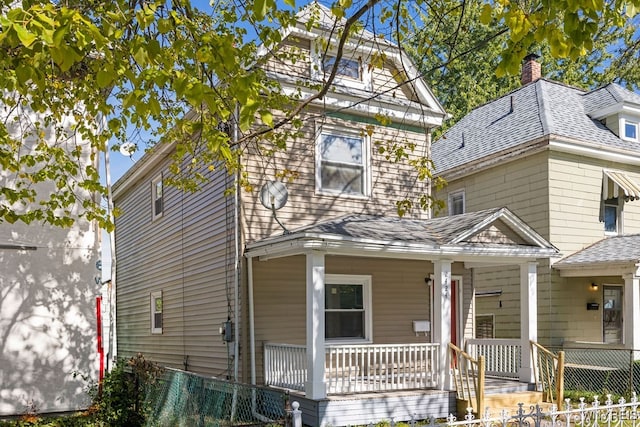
[
  {"left": 554, "top": 234, "right": 640, "bottom": 276},
  {"left": 245, "top": 207, "right": 559, "bottom": 263}
]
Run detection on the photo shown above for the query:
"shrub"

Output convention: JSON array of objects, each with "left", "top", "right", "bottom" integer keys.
[{"left": 91, "top": 353, "right": 163, "bottom": 427}]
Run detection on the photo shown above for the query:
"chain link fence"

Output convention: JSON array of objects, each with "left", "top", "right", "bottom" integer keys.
[
  {"left": 548, "top": 346, "right": 640, "bottom": 398},
  {"left": 144, "top": 368, "right": 290, "bottom": 426}
]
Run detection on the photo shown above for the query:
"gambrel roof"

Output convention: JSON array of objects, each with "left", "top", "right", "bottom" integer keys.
[
  {"left": 432, "top": 79, "right": 640, "bottom": 174},
  {"left": 245, "top": 207, "right": 559, "bottom": 262}
]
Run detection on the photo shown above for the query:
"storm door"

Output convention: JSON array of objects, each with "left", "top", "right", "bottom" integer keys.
[{"left": 603, "top": 286, "right": 623, "bottom": 344}]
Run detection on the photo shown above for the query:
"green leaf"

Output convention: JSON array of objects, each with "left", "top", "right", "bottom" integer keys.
[
  {"left": 260, "top": 110, "right": 274, "bottom": 127},
  {"left": 284, "top": 0, "right": 295, "bottom": 7},
  {"left": 13, "top": 24, "right": 37, "bottom": 48},
  {"left": 480, "top": 4, "right": 493, "bottom": 25},
  {"left": 253, "top": 0, "right": 268, "bottom": 21}
]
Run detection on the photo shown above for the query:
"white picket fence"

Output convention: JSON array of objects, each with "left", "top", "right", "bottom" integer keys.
[{"left": 289, "top": 394, "right": 640, "bottom": 427}]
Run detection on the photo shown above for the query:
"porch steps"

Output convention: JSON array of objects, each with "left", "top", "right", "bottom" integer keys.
[{"left": 456, "top": 379, "right": 549, "bottom": 418}]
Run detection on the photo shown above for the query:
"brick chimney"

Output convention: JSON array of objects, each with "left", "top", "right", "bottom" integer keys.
[{"left": 521, "top": 53, "right": 541, "bottom": 85}]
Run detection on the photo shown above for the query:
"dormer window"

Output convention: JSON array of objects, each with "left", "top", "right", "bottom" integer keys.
[
  {"left": 624, "top": 120, "right": 638, "bottom": 141},
  {"left": 311, "top": 44, "right": 372, "bottom": 91},
  {"left": 322, "top": 56, "right": 361, "bottom": 81}
]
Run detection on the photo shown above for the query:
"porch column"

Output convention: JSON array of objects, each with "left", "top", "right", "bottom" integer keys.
[
  {"left": 433, "top": 259, "right": 452, "bottom": 390},
  {"left": 305, "top": 251, "right": 326, "bottom": 399},
  {"left": 520, "top": 262, "right": 537, "bottom": 383},
  {"left": 623, "top": 270, "right": 640, "bottom": 353}
]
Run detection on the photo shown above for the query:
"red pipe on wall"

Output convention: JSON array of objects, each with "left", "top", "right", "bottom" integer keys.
[{"left": 96, "top": 296, "right": 104, "bottom": 383}]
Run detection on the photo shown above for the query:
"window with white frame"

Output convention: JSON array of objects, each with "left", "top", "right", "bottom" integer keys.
[
  {"left": 604, "top": 198, "right": 620, "bottom": 234},
  {"left": 448, "top": 190, "right": 465, "bottom": 215},
  {"left": 151, "top": 291, "right": 163, "bottom": 334},
  {"left": 325, "top": 275, "right": 372, "bottom": 342},
  {"left": 152, "top": 174, "right": 163, "bottom": 220},
  {"left": 322, "top": 55, "right": 361, "bottom": 81},
  {"left": 310, "top": 44, "right": 372, "bottom": 91},
  {"left": 316, "top": 126, "right": 369, "bottom": 196},
  {"left": 623, "top": 119, "right": 638, "bottom": 142}
]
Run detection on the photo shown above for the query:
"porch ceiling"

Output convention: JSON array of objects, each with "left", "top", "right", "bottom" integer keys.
[{"left": 245, "top": 207, "right": 559, "bottom": 263}]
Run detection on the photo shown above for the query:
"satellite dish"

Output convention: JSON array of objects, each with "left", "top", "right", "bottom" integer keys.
[
  {"left": 119, "top": 142, "right": 137, "bottom": 157},
  {"left": 259, "top": 181, "right": 289, "bottom": 210},
  {"left": 259, "top": 181, "right": 289, "bottom": 234}
]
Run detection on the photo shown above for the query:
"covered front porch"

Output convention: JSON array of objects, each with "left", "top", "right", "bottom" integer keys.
[{"left": 244, "top": 208, "right": 559, "bottom": 425}]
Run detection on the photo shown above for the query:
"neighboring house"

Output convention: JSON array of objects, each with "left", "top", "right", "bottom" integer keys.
[
  {"left": 112, "top": 5, "right": 558, "bottom": 426},
  {"left": 431, "top": 55, "right": 640, "bottom": 351},
  {"left": 0, "top": 108, "right": 101, "bottom": 415}
]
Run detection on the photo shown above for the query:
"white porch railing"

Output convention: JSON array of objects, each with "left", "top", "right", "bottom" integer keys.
[
  {"left": 264, "top": 343, "right": 307, "bottom": 391},
  {"left": 264, "top": 342, "right": 439, "bottom": 394},
  {"left": 465, "top": 338, "right": 521, "bottom": 379}
]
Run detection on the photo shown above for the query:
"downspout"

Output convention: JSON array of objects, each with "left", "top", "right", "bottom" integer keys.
[
  {"left": 248, "top": 256, "right": 256, "bottom": 384},
  {"left": 105, "top": 144, "right": 118, "bottom": 367},
  {"left": 233, "top": 104, "right": 240, "bottom": 381},
  {"left": 425, "top": 128, "right": 432, "bottom": 220}
]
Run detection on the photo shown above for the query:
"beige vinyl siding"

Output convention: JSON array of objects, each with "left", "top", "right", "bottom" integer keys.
[
  {"left": 371, "top": 61, "right": 417, "bottom": 103},
  {"left": 242, "top": 113, "right": 429, "bottom": 243},
  {"left": 548, "top": 152, "right": 640, "bottom": 252},
  {"left": 445, "top": 148, "right": 640, "bottom": 345},
  {"left": 115, "top": 156, "right": 237, "bottom": 377},
  {"left": 436, "top": 151, "right": 550, "bottom": 236},
  {"left": 261, "top": 37, "right": 312, "bottom": 78}
]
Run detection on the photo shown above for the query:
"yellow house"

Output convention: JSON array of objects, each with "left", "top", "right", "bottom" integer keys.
[{"left": 432, "top": 55, "right": 640, "bottom": 351}]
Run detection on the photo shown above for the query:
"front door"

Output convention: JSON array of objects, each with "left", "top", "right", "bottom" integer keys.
[{"left": 603, "top": 286, "right": 623, "bottom": 344}]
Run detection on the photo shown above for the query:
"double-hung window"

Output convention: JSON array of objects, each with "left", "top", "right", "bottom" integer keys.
[
  {"left": 448, "top": 190, "right": 465, "bottom": 215},
  {"left": 151, "top": 291, "right": 163, "bottom": 334},
  {"left": 604, "top": 198, "right": 620, "bottom": 234},
  {"left": 317, "top": 127, "right": 369, "bottom": 196},
  {"left": 325, "top": 275, "right": 372, "bottom": 342},
  {"left": 322, "top": 55, "right": 361, "bottom": 81},
  {"left": 152, "top": 174, "right": 163, "bottom": 220},
  {"left": 623, "top": 119, "right": 639, "bottom": 142}
]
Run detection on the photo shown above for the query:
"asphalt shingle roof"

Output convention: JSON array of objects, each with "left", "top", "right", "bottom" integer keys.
[
  {"left": 554, "top": 234, "right": 640, "bottom": 266},
  {"left": 291, "top": 207, "right": 504, "bottom": 245},
  {"left": 432, "top": 80, "right": 640, "bottom": 173}
]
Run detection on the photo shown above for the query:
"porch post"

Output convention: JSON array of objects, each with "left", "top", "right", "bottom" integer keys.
[
  {"left": 305, "top": 251, "right": 326, "bottom": 399},
  {"left": 520, "top": 261, "right": 537, "bottom": 383},
  {"left": 433, "top": 259, "right": 452, "bottom": 391},
  {"left": 623, "top": 271, "right": 640, "bottom": 353}
]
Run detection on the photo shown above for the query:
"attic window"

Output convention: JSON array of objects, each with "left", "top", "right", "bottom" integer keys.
[
  {"left": 323, "top": 56, "right": 361, "bottom": 81},
  {"left": 311, "top": 44, "right": 372, "bottom": 91},
  {"left": 624, "top": 120, "right": 638, "bottom": 141}
]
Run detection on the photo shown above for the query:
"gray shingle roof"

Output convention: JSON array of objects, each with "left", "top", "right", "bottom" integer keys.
[
  {"left": 432, "top": 80, "right": 640, "bottom": 173},
  {"left": 290, "top": 207, "right": 506, "bottom": 245},
  {"left": 554, "top": 234, "right": 640, "bottom": 266}
]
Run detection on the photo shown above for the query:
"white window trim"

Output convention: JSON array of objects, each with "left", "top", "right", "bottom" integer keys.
[
  {"left": 151, "top": 290, "right": 163, "bottom": 334},
  {"left": 604, "top": 198, "right": 623, "bottom": 236},
  {"left": 152, "top": 174, "right": 164, "bottom": 221},
  {"left": 448, "top": 189, "right": 465, "bottom": 216},
  {"left": 621, "top": 116, "right": 639, "bottom": 142},
  {"left": 315, "top": 123, "right": 371, "bottom": 199},
  {"left": 310, "top": 43, "right": 372, "bottom": 91},
  {"left": 325, "top": 274, "right": 373, "bottom": 344}
]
